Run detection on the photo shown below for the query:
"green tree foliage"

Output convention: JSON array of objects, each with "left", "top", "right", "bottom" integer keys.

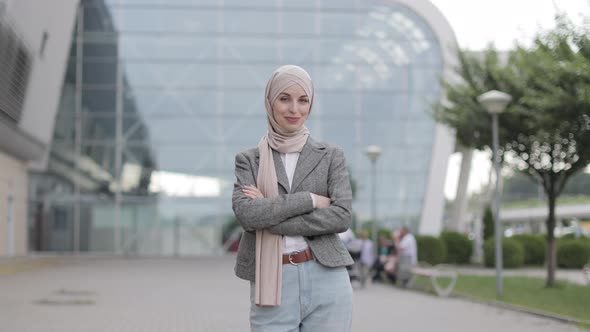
[
  {"left": 433, "top": 15, "right": 590, "bottom": 286},
  {"left": 360, "top": 221, "right": 391, "bottom": 240}
]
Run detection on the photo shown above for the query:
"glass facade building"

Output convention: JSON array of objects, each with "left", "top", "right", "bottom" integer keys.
[{"left": 28, "top": 0, "right": 455, "bottom": 254}]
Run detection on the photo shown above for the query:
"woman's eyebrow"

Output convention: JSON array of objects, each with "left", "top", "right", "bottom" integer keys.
[{"left": 279, "top": 92, "right": 308, "bottom": 98}]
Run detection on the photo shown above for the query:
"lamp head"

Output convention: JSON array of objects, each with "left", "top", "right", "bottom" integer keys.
[
  {"left": 477, "top": 90, "right": 512, "bottom": 115},
  {"left": 365, "top": 145, "right": 382, "bottom": 162}
]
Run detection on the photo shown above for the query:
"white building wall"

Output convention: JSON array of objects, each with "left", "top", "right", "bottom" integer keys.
[
  {"left": 7, "top": 0, "right": 79, "bottom": 169},
  {"left": 394, "top": 0, "right": 459, "bottom": 235},
  {"left": 0, "top": 151, "right": 28, "bottom": 256},
  {"left": 0, "top": 0, "right": 78, "bottom": 255}
]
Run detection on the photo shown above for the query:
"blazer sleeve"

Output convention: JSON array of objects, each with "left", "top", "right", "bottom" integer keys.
[
  {"left": 232, "top": 151, "right": 314, "bottom": 232},
  {"left": 266, "top": 147, "right": 352, "bottom": 237}
]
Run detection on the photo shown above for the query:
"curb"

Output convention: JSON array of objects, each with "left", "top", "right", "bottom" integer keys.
[{"left": 451, "top": 292, "right": 590, "bottom": 329}]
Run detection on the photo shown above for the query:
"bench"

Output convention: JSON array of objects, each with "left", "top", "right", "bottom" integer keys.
[{"left": 406, "top": 263, "right": 458, "bottom": 297}]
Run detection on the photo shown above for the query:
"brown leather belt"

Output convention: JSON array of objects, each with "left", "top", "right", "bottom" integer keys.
[{"left": 282, "top": 248, "right": 314, "bottom": 265}]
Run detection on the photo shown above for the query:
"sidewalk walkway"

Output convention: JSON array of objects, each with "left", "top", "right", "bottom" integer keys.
[{"left": 0, "top": 255, "right": 586, "bottom": 332}]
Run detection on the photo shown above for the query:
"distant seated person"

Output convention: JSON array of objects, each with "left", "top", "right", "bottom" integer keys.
[
  {"left": 338, "top": 228, "right": 361, "bottom": 259},
  {"left": 392, "top": 226, "right": 417, "bottom": 286},
  {"left": 338, "top": 228, "right": 355, "bottom": 246},
  {"left": 372, "top": 234, "right": 397, "bottom": 283},
  {"left": 357, "top": 230, "right": 374, "bottom": 287}
]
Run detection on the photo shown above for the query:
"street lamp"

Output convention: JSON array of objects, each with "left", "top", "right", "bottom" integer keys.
[
  {"left": 477, "top": 90, "right": 512, "bottom": 297},
  {"left": 366, "top": 145, "right": 382, "bottom": 256}
]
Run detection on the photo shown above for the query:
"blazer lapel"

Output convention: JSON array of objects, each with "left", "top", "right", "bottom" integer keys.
[
  {"left": 254, "top": 150, "right": 290, "bottom": 193},
  {"left": 272, "top": 150, "right": 290, "bottom": 193},
  {"left": 290, "top": 137, "right": 327, "bottom": 193}
]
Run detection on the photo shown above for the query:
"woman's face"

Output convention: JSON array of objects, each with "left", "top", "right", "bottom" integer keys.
[{"left": 272, "top": 83, "right": 310, "bottom": 132}]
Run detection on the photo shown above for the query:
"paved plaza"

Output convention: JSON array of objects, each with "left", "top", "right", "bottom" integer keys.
[{"left": 0, "top": 255, "right": 585, "bottom": 332}]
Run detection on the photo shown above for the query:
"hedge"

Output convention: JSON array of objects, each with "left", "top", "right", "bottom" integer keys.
[
  {"left": 512, "top": 234, "right": 546, "bottom": 265},
  {"left": 440, "top": 231, "right": 473, "bottom": 264},
  {"left": 483, "top": 238, "right": 525, "bottom": 268},
  {"left": 416, "top": 235, "right": 447, "bottom": 265},
  {"left": 557, "top": 239, "right": 590, "bottom": 269}
]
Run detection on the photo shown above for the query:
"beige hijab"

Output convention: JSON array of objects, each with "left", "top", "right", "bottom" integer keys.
[{"left": 255, "top": 65, "right": 314, "bottom": 306}]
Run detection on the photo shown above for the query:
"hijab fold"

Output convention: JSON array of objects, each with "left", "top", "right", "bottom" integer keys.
[{"left": 255, "top": 65, "right": 314, "bottom": 306}]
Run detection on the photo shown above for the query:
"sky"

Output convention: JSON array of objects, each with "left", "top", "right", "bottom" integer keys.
[
  {"left": 427, "top": 0, "right": 590, "bottom": 200},
  {"left": 430, "top": 0, "right": 589, "bottom": 51}
]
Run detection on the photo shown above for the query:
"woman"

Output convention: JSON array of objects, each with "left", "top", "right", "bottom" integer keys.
[{"left": 232, "top": 65, "right": 354, "bottom": 331}]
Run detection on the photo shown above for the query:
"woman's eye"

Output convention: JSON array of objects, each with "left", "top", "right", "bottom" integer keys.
[
  {"left": 280, "top": 97, "right": 289, "bottom": 101},
  {"left": 299, "top": 99, "right": 309, "bottom": 104}
]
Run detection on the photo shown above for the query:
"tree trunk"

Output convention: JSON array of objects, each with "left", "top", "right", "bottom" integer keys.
[
  {"left": 449, "top": 146, "right": 473, "bottom": 231},
  {"left": 545, "top": 192, "right": 557, "bottom": 287}
]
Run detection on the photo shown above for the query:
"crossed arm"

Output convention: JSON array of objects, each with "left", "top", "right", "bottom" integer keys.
[{"left": 231, "top": 148, "right": 353, "bottom": 237}]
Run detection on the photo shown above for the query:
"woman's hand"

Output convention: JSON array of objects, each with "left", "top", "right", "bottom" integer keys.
[
  {"left": 242, "top": 185, "right": 264, "bottom": 199},
  {"left": 312, "top": 193, "right": 331, "bottom": 208},
  {"left": 242, "top": 185, "right": 330, "bottom": 209}
]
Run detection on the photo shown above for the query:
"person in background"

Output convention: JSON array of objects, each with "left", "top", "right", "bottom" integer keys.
[
  {"left": 338, "top": 228, "right": 356, "bottom": 247},
  {"left": 372, "top": 234, "right": 396, "bottom": 283},
  {"left": 358, "top": 229, "right": 374, "bottom": 287},
  {"left": 339, "top": 228, "right": 361, "bottom": 283},
  {"left": 392, "top": 226, "right": 417, "bottom": 286}
]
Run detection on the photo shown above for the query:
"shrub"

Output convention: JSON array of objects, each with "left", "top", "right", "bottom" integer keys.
[
  {"left": 416, "top": 235, "right": 447, "bottom": 265},
  {"left": 483, "top": 238, "right": 525, "bottom": 268},
  {"left": 483, "top": 205, "right": 494, "bottom": 240},
  {"left": 512, "top": 234, "right": 546, "bottom": 265},
  {"left": 559, "top": 233, "right": 590, "bottom": 242},
  {"left": 440, "top": 231, "right": 473, "bottom": 264},
  {"left": 557, "top": 239, "right": 590, "bottom": 269}
]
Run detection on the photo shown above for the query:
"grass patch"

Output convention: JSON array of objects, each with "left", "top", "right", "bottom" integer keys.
[{"left": 452, "top": 275, "right": 590, "bottom": 322}]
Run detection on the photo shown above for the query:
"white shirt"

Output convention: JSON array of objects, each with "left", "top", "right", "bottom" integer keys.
[
  {"left": 399, "top": 233, "right": 417, "bottom": 265},
  {"left": 280, "top": 152, "right": 311, "bottom": 254},
  {"left": 338, "top": 228, "right": 355, "bottom": 244},
  {"left": 360, "top": 239, "right": 374, "bottom": 266}
]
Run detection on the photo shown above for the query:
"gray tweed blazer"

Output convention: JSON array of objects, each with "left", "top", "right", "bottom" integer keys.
[{"left": 232, "top": 137, "right": 354, "bottom": 281}]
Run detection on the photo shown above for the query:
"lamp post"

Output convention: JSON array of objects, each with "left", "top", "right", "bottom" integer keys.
[
  {"left": 477, "top": 90, "right": 512, "bottom": 297},
  {"left": 366, "top": 145, "right": 382, "bottom": 256}
]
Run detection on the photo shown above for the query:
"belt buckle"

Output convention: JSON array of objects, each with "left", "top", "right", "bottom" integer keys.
[{"left": 288, "top": 250, "right": 301, "bottom": 266}]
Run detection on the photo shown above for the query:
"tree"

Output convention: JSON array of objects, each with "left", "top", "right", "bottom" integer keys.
[
  {"left": 504, "top": 170, "right": 590, "bottom": 198},
  {"left": 433, "top": 15, "right": 590, "bottom": 287}
]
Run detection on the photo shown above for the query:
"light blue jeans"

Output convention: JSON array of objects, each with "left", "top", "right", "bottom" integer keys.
[{"left": 250, "top": 259, "right": 353, "bottom": 332}]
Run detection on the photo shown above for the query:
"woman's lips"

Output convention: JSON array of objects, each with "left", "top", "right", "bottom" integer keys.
[{"left": 285, "top": 117, "right": 300, "bottom": 123}]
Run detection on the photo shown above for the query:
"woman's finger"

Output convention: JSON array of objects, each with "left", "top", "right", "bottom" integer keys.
[
  {"left": 242, "top": 188, "right": 259, "bottom": 194},
  {"left": 245, "top": 191, "right": 263, "bottom": 198},
  {"left": 241, "top": 185, "right": 264, "bottom": 199},
  {"left": 243, "top": 187, "right": 262, "bottom": 195},
  {"left": 243, "top": 191, "right": 256, "bottom": 198}
]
